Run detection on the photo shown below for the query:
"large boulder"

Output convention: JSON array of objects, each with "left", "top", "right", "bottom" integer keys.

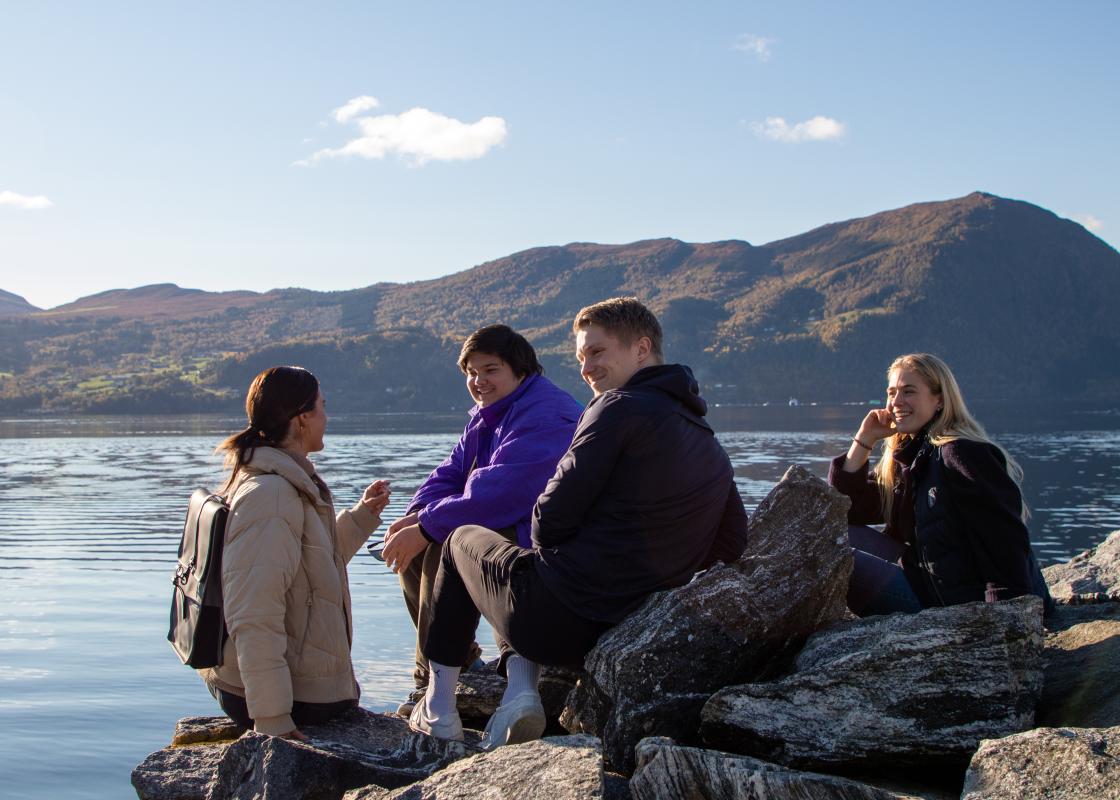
[
  {"left": 1037, "top": 601, "right": 1120, "bottom": 728},
  {"left": 561, "top": 465, "right": 853, "bottom": 773},
  {"left": 132, "top": 708, "right": 479, "bottom": 800},
  {"left": 701, "top": 596, "right": 1045, "bottom": 771},
  {"left": 1043, "top": 529, "right": 1120, "bottom": 602},
  {"left": 961, "top": 726, "right": 1120, "bottom": 800},
  {"left": 343, "top": 735, "right": 603, "bottom": 800},
  {"left": 630, "top": 737, "right": 926, "bottom": 800}
]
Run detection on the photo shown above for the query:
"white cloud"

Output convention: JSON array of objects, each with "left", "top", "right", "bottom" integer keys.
[
  {"left": 0, "top": 190, "right": 53, "bottom": 210},
  {"left": 332, "top": 95, "right": 380, "bottom": 124},
  {"left": 734, "top": 34, "right": 775, "bottom": 62},
  {"left": 750, "top": 115, "right": 847, "bottom": 143},
  {"left": 1066, "top": 212, "right": 1104, "bottom": 232},
  {"left": 305, "top": 106, "right": 508, "bottom": 167}
]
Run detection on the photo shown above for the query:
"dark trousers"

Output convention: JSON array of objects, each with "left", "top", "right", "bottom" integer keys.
[
  {"left": 847, "top": 524, "right": 922, "bottom": 616},
  {"left": 423, "top": 525, "right": 610, "bottom": 676},
  {"left": 213, "top": 686, "right": 356, "bottom": 730}
]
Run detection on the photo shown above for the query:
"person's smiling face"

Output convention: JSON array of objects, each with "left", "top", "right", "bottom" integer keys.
[
  {"left": 575, "top": 324, "right": 649, "bottom": 396},
  {"left": 886, "top": 367, "right": 941, "bottom": 434},
  {"left": 464, "top": 353, "right": 523, "bottom": 408}
]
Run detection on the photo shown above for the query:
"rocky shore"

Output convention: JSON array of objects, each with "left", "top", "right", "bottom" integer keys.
[{"left": 133, "top": 466, "right": 1120, "bottom": 799}]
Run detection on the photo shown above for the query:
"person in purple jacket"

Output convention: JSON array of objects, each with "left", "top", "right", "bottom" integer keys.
[{"left": 380, "top": 324, "right": 582, "bottom": 715}]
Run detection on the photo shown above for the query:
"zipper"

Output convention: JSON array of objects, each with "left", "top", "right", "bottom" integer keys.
[{"left": 298, "top": 591, "right": 314, "bottom": 654}]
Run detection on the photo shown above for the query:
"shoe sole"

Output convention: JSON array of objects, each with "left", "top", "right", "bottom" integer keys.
[{"left": 486, "top": 707, "right": 545, "bottom": 749}]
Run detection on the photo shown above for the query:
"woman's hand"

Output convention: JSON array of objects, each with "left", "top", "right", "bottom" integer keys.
[
  {"left": 360, "top": 480, "right": 392, "bottom": 515},
  {"left": 380, "top": 524, "right": 429, "bottom": 574},
  {"left": 280, "top": 728, "right": 310, "bottom": 742},
  {"left": 843, "top": 409, "right": 896, "bottom": 473},
  {"left": 857, "top": 408, "right": 896, "bottom": 444}
]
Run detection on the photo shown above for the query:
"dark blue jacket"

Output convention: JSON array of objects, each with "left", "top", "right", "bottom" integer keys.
[
  {"left": 532, "top": 364, "right": 749, "bottom": 623},
  {"left": 830, "top": 435, "right": 1049, "bottom": 608},
  {"left": 408, "top": 374, "right": 583, "bottom": 547}
]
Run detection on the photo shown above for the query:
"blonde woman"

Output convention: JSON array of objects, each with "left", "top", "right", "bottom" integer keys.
[{"left": 829, "top": 353, "right": 1050, "bottom": 615}]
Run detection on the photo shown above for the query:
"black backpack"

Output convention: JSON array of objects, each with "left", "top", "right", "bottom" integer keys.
[{"left": 167, "top": 489, "right": 229, "bottom": 668}]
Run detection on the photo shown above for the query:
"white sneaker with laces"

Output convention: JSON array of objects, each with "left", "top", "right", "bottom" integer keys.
[
  {"left": 408, "top": 696, "right": 464, "bottom": 742},
  {"left": 480, "top": 692, "right": 546, "bottom": 750}
]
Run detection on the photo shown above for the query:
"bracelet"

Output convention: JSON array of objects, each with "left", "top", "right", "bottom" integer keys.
[{"left": 852, "top": 437, "right": 873, "bottom": 451}]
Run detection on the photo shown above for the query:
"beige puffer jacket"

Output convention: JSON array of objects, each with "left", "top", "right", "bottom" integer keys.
[{"left": 201, "top": 446, "right": 380, "bottom": 735}]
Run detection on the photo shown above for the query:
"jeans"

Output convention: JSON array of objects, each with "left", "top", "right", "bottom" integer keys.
[
  {"left": 847, "top": 524, "right": 923, "bottom": 616},
  {"left": 210, "top": 684, "right": 356, "bottom": 731}
]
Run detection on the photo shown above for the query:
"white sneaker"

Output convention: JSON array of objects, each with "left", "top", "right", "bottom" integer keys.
[
  {"left": 480, "top": 692, "right": 546, "bottom": 750},
  {"left": 408, "top": 696, "right": 464, "bottom": 742}
]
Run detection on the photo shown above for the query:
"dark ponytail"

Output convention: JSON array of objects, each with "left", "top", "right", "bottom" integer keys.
[{"left": 216, "top": 366, "right": 320, "bottom": 494}]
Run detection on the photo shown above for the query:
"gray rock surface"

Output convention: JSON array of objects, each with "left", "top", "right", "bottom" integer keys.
[
  {"left": 961, "top": 726, "right": 1120, "bottom": 800},
  {"left": 455, "top": 663, "right": 580, "bottom": 728},
  {"left": 1037, "top": 601, "right": 1120, "bottom": 727},
  {"left": 343, "top": 735, "right": 603, "bottom": 800},
  {"left": 1043, "top": 529, "right": 1120, "bottom": 602},
  {"left": 133, "top": 708, "right": 480, "bottom": 800},
  {"left": 562, "top": 465, "right": 852, "bottom": 773},
  {"left": 132, "top": 741, "right": 233, "bottom": 800},
  {"left": 702, "top": 596, "right": 1045, "bottom": 770},
  {"left": 630, "top": 737, "right": 924, "bottom": 799}
]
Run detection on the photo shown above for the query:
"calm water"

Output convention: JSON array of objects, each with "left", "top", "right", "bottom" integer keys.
[{"left": 1, "top": 408, "right": 1118, "bottom": 799}]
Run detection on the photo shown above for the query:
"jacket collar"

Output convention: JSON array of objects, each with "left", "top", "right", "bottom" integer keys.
[
  {"left": 242, "top": 446, "right": 331, "bottom": 508},
  {"left": 472, "top": 373, "right": 538, "bottom": 427}
]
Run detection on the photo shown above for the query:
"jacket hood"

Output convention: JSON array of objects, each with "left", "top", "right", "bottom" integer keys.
[{"left": 624, "top": 364, "right": 708, "bottom": 417}]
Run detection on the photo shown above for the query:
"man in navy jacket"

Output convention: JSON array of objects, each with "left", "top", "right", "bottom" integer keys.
[{"left": 408, "top": 298, "right": 748, "bottom": 750}]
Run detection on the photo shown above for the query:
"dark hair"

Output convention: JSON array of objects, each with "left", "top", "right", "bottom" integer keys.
[
  {"left": 216, "top": 366, "right": 320, "bottom": 493},
  {"left": 572, "top": 296, "right": 663, "bottom": 360},
  {"left": 457, "top": 324, "right": 543, "bottom": 378}
]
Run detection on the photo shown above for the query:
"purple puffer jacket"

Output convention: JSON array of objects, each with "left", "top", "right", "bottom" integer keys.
[{"left": 407, "top": 374, "right": 583, "bottom": 547}]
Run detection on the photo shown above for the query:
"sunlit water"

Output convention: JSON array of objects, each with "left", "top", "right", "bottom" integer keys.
[{"left": 1, "top": 408, "right": 1118, "bottom": 798}]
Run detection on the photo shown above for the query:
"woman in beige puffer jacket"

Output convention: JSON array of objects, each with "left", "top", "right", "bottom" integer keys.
[{"left": 201, "top": 366, "right": 390, "bottom": 739}]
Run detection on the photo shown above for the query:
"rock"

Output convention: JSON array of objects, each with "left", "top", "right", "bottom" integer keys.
[
  {"left": 455, "top": 663, "right": 580, "bottom": 728},
  {"left": 344, "top": 735, "right": 603, "bottom": 800},
  {"left": 133, "top": 708, "right": 481, "bottom": 800},
  {"left": 1043, "top": 529, "right": 1120, "bottom": 602},
  {"left": 701, "top": 596, "right": 1045, "bottom": 771},
  {"left": 961, "top": 726, "right": 1120, "bottom": 799},
  {"left": 171, "top": 716, "right": 246, "bottom": 746},
  {"left": 1037, "top": 601, "right": 1120, "bottom": 727},
  {"left": 562, "top": 465, "right": 852, "bottom": 773},
  {"left": 132, "top": 741, "right": 233, "bottom": 800},
  {"left": 630, "top": 737, "right": 926, "bottom": 799}
]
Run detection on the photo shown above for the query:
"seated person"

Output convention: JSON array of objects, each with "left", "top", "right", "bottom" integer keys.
[
  {"left": 204, "top": 366, "right": 390, "bottom": 738},
  {"left": 405, "top": 297, "right": 749, "bottom": 748},
  {"left": 829, "top": 352, "right": 1051, "bottom": 616},
  {"left": 380, "top": 325, "right": 583, "bottom": 714}
]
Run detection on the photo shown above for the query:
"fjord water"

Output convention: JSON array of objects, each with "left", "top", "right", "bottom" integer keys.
[{"left": 1, "top": 408, "right": 1118, "bottom": 799}]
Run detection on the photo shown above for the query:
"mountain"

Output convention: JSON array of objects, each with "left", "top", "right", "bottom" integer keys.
[
  {"left": 0, "top": 290, "right": 40, "bottom": 317},
  {"left": 1, "top": 192, "right": 1117, "bottom": 414}
]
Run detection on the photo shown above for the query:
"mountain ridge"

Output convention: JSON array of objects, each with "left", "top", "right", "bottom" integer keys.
[{"left": 2, "top": 192, "right": 1117, "bottom": 413}]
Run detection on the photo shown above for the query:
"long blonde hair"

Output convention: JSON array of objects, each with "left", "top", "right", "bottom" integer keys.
[{"left": 873, "top": 353, "right": 1027, "bottom": 523}]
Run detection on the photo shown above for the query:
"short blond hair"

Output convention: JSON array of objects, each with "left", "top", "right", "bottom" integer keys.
[{"left": 572, "top": 297, "right": 663, "bottom": 360}]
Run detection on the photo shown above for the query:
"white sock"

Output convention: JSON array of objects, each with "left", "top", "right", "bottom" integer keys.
[
  {"left": 425, "top": 661, "right": 461, "bottom": 718},
  {"left": 502, "top": 654, "right": 541, "bottom": 704}
]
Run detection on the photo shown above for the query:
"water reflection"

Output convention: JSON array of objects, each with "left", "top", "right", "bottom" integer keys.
[{"left": 0, "top": 418, "right": 1118, "bottom": 799}]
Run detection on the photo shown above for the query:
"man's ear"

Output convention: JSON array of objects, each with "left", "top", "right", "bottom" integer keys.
[{"left": 635, "top": 336, "right": 652, "bottom": 362}]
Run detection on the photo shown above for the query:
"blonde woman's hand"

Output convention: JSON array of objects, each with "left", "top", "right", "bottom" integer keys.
[
  {"left": 360, "top": 480, "right": 392, "bottom": 515},
  {"left": 857, "top": 408, "right": 896, "bottom": 444}
]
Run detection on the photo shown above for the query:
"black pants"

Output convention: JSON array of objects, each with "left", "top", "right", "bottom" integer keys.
[
  {"left": 423, "top": 525, "right": 610, "bottom": 676},
  {"left": 214, "top": 687, "right": 357, "bottom": 730}
]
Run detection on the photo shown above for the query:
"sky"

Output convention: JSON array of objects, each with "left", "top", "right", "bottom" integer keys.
[{"left": 1, "top": 1, "right": 1117, "bottom": 310}]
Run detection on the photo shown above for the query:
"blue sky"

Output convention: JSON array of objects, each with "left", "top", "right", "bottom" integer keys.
[{"left": 2, "top": 1, "right": 1117, "bottom": 310}]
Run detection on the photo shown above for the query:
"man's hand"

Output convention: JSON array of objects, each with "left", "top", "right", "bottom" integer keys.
[
  {"left": 381, "top": 524, "right": 429, "bottom": 574},
  {"left": 387, "top": 512, "right": 419, "bottom": 536}
]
